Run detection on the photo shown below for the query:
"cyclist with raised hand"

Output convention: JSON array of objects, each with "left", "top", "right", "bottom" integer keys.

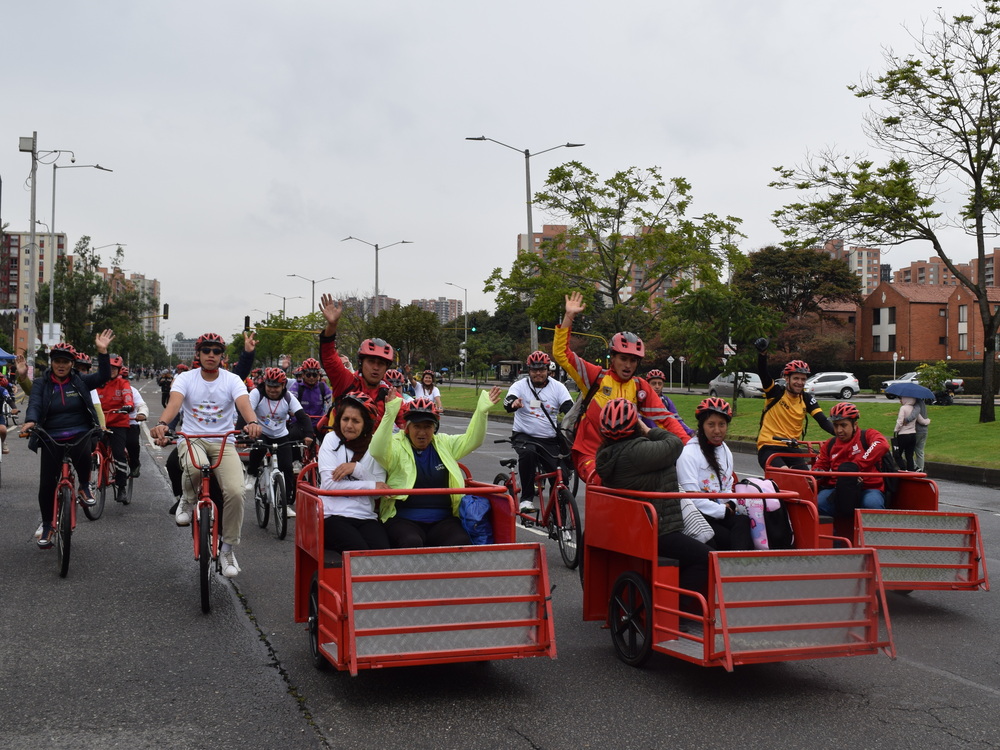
[
  {"left": 503, "top": 350, "right": 573, "bottom": 512},
  {"left": 23, "top": 330, "right": 115, "bottom": 548},
  {"left": 752, "top": 337, "right": 834, "bottom": 469},
  {"left": 552, "top": 291, "right": 690, "bottom": 485},
  {"left": 645, "top": 369, "right": 695, "bottom": 437},
  {"left": 244, "top": 366, "right": 315, "bottom": 517},
  {"left": 150, "top": 333, "right": 262, "bottom": 578},
  {"left": 318, "top": 294, "right": 393, "bottom": 428},
  {"left": 95, "top": 354, "right": 135, "bottom": 503},
  {"left": 122, "top": 367, "right": 148, "bottom": 478}
]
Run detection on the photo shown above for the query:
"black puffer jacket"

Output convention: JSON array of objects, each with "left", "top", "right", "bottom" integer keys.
[{"left": 595, "top": 427, "right": 685, "bottom": 535}]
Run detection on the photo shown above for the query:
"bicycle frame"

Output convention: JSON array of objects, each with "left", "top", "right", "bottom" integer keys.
[{"left": 174, "top": 430, "right": 243, "bottom": 563}]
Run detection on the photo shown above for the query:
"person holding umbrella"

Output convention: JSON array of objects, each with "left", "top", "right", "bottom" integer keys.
[{"left": 894, "top": 397, "right": 930, "bottom": 471}]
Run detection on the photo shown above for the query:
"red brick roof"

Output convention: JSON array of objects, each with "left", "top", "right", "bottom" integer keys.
[{"left": 871, "top": 283, "right": 955, "bottom": 303}]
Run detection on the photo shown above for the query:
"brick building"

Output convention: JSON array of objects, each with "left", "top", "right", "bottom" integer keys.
[
  {"left": 892, "top": 256, "right": 971, "bottom": 286},
  {"left": 946, "top": 286, "right": 1000, "bottom": 361},
  {"left": 856, "top": 283, "right": 953, "bottom": 362}
]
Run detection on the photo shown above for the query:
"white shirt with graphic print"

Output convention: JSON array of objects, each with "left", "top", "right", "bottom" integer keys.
[{"left": 171, "top": 368, "right": 248, "bottom": 440}]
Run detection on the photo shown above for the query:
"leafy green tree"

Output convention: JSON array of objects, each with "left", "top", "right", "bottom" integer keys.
[
  {"left": 369, "top": 304, "right": 441, "bottom": 366},
  {"left": 731, "top": 246, "right": 862, "bottom": 320},
  {"left": 38, "top": 236, "right": 108, "bottom": 351},
  {"left": 916, "top": 360, "right": 960, "bottom": 394},
  {"left": 771, "top": 5, "right": 1000, "bottom": 421},
  {"left": 486, "top": 161, "right": 744, "bottom": 331}
]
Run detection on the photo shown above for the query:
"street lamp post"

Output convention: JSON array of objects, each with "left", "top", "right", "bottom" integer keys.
[
  {"left": 18, "top": 132, "right": 39, "bottom": 364},
  {"left": 264, "top": 292, "right": 303, "bottom": 317},
  {"left": 48, "top": 157, "right": 112, "bottom": 344},
  {"left": 445, "top": 281, "right": 468, "bottom": 378},
  {"left": 340, "top": 236, "right": 413, "bottom": 317},
  {"left": 287, "top": 273, "right": 337, "bottom": 315},
  {"left": 466, "top": 135, "right": 584, "bottom": 351}
]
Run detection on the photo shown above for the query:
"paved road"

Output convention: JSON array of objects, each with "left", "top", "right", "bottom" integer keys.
[{"left": 1, "top": 379, "right": 997, "bottom": 749}]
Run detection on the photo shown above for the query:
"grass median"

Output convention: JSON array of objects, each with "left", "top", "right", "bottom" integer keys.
[{"left": 440, "top": 385, "right": 999, "bottom": 470}]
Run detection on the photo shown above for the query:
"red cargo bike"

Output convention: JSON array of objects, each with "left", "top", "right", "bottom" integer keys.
[
  {"left": 582, "top": 485, "right": 896, "bottom": 671},
  {"left": 763, "top": 452, "right": 990, "bottom": 594},
  {"left": 294, "top": 463, "right": 557, "bottom": 676}
]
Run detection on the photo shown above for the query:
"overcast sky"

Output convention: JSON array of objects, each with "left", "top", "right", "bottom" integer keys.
[{"left": 0, "top": 0, "right": 976, "bottom": 348}]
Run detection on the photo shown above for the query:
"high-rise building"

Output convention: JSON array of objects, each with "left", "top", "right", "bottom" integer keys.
[
  {"left": 970, "top": 247, "right": 1000, "bottom": 287},
  {"left": 814, "top": 240, "right": 882, "bottom": 296},
  {"left": 0, "top": 231, "right": 67, "bottom": 351},
  {"left": 892, "top": 256, "right": 971, "bottom": 285},
  {"left": 411, "top": 297, "right": 463, "bottom": 324}
]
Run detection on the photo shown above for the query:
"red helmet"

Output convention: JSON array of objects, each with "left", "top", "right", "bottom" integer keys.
[
  {"left": 263, "top": 367, "right": 287, "bottom": 386},
  {"left": 50, "top": 342, "right": 78, "bottom": 362},
  {"left": 109, "top": 354, "right": 124, "bottom": 368},
  {"left": 175, "top": 363, "right": 190, "bottom": 372},
  {"left": 385, "top": 369, "right": 406, "bottom": 387},
  {"left": 339, "top": 392, "right": 379, "bottom": 423},
  {"left": 830, "top": 402, "right": 860, "bottom": 421},
  {"left": 404, "top": 396, "right": 440, "bottom": 428},
  {"left": 0, "top": 376, "right": 8, "bottom": 388},
  {"left": 610, "top": 331, "right": 645, "bottom": 359},
  {"left": 599, "top": 398, "right": 639, "bottom": 441},
  {"left": 782, "top": 359, "right": 811, "bottom": 377},
  {"left": 526, "top": 351, "right": 551, "bottom": 369},
  {"left": 646, "top": 369, "right": 665, "bottom": 381},
  {"left": 195, "top": 332, "right": 226, "bottom": 351},
  {"left": 75, "top": 352, "right": 92, "bottom": 367},
  {"left": 421, "top": 369, "right": 434, "bottom": 379},
  {"left": 301, "top": 357, "right": 321, "bottom": 372},
  {"left": 695, "top": 397, "right": 733, "bottom": 420},
  {"left": 121, "top": 366, "right": 130, "bottom": 379},
  {"left": 358, "top": 338, "right": 394, "bottom": 363}
]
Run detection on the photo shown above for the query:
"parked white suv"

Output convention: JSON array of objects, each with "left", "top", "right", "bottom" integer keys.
[
  {"left": 803, "top": 372, "right": 861, "bottom": 399},
  {"left": 708, "top": 372, "right": 764, "bottom": 398}
]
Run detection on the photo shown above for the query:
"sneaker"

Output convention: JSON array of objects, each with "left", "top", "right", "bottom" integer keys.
[
  {"left": 81, "top": 488, "right": 97, "bottom": 507},
  {"left": 244, "top": 475, "right": 256, "bottom": 492},
  {"left": 175, "top": 499, "right": 194, "bottom": 527},
  {"left": 1, "top": 445, "right": 8, "bottom": 455},
  {"left": 220, "top": 549, "right": 240, "bottom": 578},
  {"left": 37, "top": 526, "right": 55, "bottom": 549},
  {"left": 34, "top": 522, "right": 44, "bottom": 539},
  {"left": 115, "top": 486, "right": 127, "bottom": 504},
  {"left": 519, "top": 498, "right": 538, "bottom": 512},
  {"left": 285, "top": 506, "right": 296, "bottom": 518},
  {"left": 130, "top": 466, "right": 141, "bottom": 478}
]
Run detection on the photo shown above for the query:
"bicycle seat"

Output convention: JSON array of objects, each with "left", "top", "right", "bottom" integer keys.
[{"left": 500, "top": 458, "right": 518, "bottom": 469}]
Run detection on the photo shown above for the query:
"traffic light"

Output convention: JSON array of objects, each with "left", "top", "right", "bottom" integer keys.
[
  {"left": 244, "top": 315, "right": 251, "bottom": 332},
  {"left": 471, "top": 326, "right": 477, "bottom": 333},
  {"left": 162, "top": 303, "right": 169, "bottom": 320}
]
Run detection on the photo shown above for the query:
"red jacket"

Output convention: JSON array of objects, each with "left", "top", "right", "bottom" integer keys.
[
  {"left": 95, "top": 377, "right": 135, "bottom": 428},
  {"left": 319, "top": 333, "right": 389, "bottom": 429},
  {"left": 813, "top": 427, "right": 889, "bottom": 491}
]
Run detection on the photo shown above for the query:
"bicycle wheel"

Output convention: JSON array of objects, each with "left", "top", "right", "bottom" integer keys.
[
  {"left": 83, "top": 453, "right": 105, "bottom": 521},
  {"left": 308, "top": 575, "right": 328, "bottom": 670},
  {"left": 57, "top": 487, "right": 73, "bottom": 578},
  {"left": 609, "top": 571, "right": 653, "bottom": 667},
  {"left": 198, "top": 504, "right": 212, "bottom": 614},
  {"left": 272, "top": 473, "right": 288, "bottom": 540},
  {"left": 254, "top": 473, "right": 269, "bottom": 529},
  {"left": 555, "top": 488, "right": 581, "bottom": 569},
  {"left": 97, "top": 455, "right": 110, "bottom": 511}
]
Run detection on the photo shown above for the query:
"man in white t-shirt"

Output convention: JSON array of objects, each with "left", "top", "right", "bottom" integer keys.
[
  {"left": 150, "top": 333, "right": 261, "bottom": 578},
  {"left": 503, "top": 351, "right": 573, "bottom": 511}
]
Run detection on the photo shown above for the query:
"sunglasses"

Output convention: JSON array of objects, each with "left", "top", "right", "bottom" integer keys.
[
  {"left": 200, "top": 347, "right": 225, "bottom": 356},
  {"left": 303, "top": 370, "right": 320, "bottom": 376}
]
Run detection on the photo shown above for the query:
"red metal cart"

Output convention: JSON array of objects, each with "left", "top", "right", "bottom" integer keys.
[
  {"left": 294, "top": 464, "right": 557, "bottom": 675},
  {"left": 582, "top": 486, "right": 896, "bottom": 670}
]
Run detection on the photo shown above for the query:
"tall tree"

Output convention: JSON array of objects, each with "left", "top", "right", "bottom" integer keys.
[
  {"left": 486, "top": 161, "right": 744, "bottom": 331},
  {"left": 368, "top": 304, "right": 441, "bottom": 366},
  {"left": 771, "top": 4, "right": 1000, "bottom": 422},
  {"left": 38, "top": 236, "right": 108, "bottom": 351}
]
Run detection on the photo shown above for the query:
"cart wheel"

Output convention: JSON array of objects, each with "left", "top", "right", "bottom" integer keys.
[
  {"left": 83, "top": 453, "right": 105, "bottom": 521},
  {"left": 57, "top": 487, "right": 73, "bottom": 578},
  {"left": 556, "top": 488, "right": 581, "bottom": 570},
  {"left": 308, "top": 575, "right": 328, "bottom": 671},
  {"left": 272, "top": 474, "right": 288, "bottom": 541},
  {"left": 609, "top": 571, "right": 653, "bottom": 667},
  {"left": 893, "top": 589, "right": 914, "bottom": 596},
  {"left": 254, "top": 473, "right": 269, "bottom": 529},
  {"left": 199, "top": 504, "right": 212, "bottom": 614}
]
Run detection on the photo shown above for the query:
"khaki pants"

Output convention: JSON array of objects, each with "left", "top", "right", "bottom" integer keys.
[{"left": 178, "top": 438, "right": 245, "bottom": 546}]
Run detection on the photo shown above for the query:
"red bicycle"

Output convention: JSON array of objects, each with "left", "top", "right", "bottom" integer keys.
[
  {"left": 494, "top": 437, "right": 581, "bottom": 569},
  {"left": 22, "top": 425, "right": 104, "bottom": 578},
  {"left": 87, "top": 409, "right": 135, "bottom": 518},
  {"left": 172, "top": 429, "right": 244, "bottom": 613}
]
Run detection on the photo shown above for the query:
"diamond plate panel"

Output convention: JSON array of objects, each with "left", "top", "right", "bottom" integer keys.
[
  {"left": 860, "top": 511, "right": 972, "bottom": 531},
  {"left": 349, "top": 547, "right": 539, "bottom": 577},
  {"left": 356, "top": 625, "right": 537, "bottom": 656},
  {"left": 353, "top": 573, "right": 539, "bottom": 604},
  {"left": 355, "top": 601, "right": 537, "bottom": 629}
]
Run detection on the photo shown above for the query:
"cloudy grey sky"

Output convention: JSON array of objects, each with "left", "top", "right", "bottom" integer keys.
[{"left": 0, "top": 0, "right": 972, "bottom": 347}]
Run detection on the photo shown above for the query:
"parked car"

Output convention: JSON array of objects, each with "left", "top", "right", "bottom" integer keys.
[
  {"left": 708, "top": 371, "right": 764, "bottom": 398},
  {"left": 881, "top": 371, "right": 920, "bottom": 398},
  {"left": 803, "top": 372, "right": 861, "bottom": 399}
]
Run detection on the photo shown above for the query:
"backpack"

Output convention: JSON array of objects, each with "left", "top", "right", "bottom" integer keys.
[
  {"left": 458, "top": 495, "right": 493, "bottom": 545},
  {"left": 733, "top": 477, "right": 795, "bottom": 550},
  {"left": 824, "top": 429, "right": 900, "bottom": 506},
  {"left": 558, "top": 373, "right": 603, "bottom": 447}
]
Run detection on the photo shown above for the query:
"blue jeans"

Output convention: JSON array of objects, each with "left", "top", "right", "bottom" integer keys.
[{"left": 817, "top": 487, "right": 885, "bottom": 517}]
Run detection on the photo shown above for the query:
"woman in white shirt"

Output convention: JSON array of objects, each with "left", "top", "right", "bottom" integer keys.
[
  {"left": 414, "top": 370, "right": 442, "bottom": 411},
  {"left": 675, "top": 397, "right": 752, "bottom": 550},
  {"left": 316, "top": 393, "right": 390, "bottom": 551}
]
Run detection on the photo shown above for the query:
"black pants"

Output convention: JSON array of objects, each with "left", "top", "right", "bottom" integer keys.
[
  {"left": 37, "top": 438, "right": 92, "bottom": 527},
  {"left": 160, "top": 388, "right": 170, "bottom": 408},
  {"left": 896, "top": 432, "right": 917, "bottom": 471},
  {"left": 705, "top": 512, "right": 753, "bottom": 551},
  {"left": 658, "top": 531, "right": 712, "bottom": 614},
  {"left": 512, "top": 432, "right": 563, "bottom": 499},
  {"left": 126, "top": 424, "right": 141, "bottom": 472},
  {"left": 105, "top": 427, "right": 129, "bottom": 489},
  {"left": 385, "top": 516, "right": 471, "bottom": 548},
  {"left": 247, "top": 436, "right": 296, "bottom": 503},
  {"left": 323, "top": 515, "right": 390, "bottom": 552},
  {"left": 757, "top": 444, "right": 809, "bottom": 470}
]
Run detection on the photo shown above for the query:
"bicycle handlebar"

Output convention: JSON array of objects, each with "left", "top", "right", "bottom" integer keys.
[{"left": 494, "top": 436, "right": 571, "bottom": 460}]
